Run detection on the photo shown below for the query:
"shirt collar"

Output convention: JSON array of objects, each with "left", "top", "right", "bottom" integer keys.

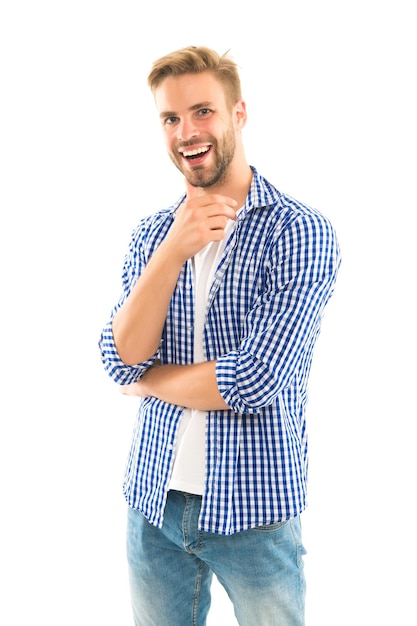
[{"left": 240, "top": 166, "right": 281, "bottom": 218}]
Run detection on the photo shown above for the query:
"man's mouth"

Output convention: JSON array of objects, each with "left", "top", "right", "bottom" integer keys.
[{"left": 178, "top": 145, "right": 211, "bottom": 160}]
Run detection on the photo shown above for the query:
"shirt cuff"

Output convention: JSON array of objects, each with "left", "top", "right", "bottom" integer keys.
[
  {"left": 216, "top": 351, "right": 275, "bottom": 414},
  {"left": 99, "top": 322, "right": 157, "bottom": 385}
]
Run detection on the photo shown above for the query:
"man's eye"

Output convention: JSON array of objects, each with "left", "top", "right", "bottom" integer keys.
[
  {"left": 164, "top": 117, "right": 178, "bottom": 125},
  {"left": 198, "top": 108, "right": 211, "bottom": 116}
]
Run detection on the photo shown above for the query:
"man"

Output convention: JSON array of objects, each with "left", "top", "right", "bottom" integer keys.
[{"left": 99, "top": 45, "right": 341, "bottom": 626}]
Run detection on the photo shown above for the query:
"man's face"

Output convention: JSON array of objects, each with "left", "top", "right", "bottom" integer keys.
[{"left": 155, "top": 71, "right": 241, "bottom": 188}]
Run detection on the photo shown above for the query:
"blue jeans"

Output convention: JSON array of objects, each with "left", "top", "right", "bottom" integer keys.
[{"left": 127, "top": 490, "right": 306, "bottom": 626}]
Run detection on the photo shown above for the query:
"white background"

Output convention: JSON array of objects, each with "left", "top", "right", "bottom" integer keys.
[{"left": 1, "top": 1, "right": 415, "bottom": 624}]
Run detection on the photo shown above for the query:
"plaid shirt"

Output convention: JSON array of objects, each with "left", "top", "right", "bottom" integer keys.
[{"left": 99, "top": 167, "right": 341, "bottom": 535}]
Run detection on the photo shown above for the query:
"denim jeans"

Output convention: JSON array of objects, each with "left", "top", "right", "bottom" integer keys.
[{"left": 127, "top": 490, "right": 306, "bottom": 626}]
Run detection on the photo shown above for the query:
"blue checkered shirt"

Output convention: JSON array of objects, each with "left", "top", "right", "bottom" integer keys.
[{"left": 99, "top": 167, "right": 341, "bottom": 535}]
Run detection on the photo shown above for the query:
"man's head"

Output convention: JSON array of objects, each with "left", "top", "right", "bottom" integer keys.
[{"left": 148, "top": 46, "right": 248, "bottom": 190}]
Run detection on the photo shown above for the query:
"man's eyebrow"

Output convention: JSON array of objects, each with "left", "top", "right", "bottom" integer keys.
[
  {"left": 159, "top": 101, "right": 215, "bottom": 119},
  {"left": 189, "top": 101, "right": 215, "bottom": 111},
  {"left": 159, "top": 110, "right": 176, "bottom": 119}
]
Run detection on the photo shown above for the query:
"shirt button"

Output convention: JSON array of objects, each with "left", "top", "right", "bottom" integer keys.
[{"left": 188, "top": 326, "right": 193, "bottom": 333}]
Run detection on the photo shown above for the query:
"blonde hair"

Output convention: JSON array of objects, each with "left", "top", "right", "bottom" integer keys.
[{"left": 147, "top": 46, "right": 242, "bottom": 108}]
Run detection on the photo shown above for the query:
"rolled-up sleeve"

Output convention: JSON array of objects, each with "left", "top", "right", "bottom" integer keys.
[
  {"left": 99, "top": 320, "right": 158, "bottom": 385},
  {"left": 216, "top": 211, "right": 341, "bottom": 413},
  {"left": 216, "top": 352, "right": 277, "bottom": 413}
]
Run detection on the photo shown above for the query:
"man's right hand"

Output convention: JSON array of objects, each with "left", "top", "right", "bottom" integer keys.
[{"left": 164, "top": 178, "right": 238, "bottom": 264}]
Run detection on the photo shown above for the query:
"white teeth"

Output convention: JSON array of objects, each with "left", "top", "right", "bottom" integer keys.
[{"left": 181, "top": 146, "right": 209, "bottom": 157}]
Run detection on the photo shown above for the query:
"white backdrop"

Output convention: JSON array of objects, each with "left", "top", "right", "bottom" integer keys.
[{"left": 1, "top": 1, "right": 415, "bottom": 624}]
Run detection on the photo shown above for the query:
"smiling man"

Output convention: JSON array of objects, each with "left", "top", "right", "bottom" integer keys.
[{"left": 99, "top": 46, "right": 341, "bottom": 626}]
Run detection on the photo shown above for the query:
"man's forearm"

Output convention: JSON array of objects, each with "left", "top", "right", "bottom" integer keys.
[
  {"left": 122, "top": 361, "right": 230, "bottom": 411},
  {"left": 112, "top": 240, "right": 184, "bottom": 366}
]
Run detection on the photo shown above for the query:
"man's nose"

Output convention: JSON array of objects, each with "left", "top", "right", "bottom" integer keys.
[{"left": 177, "top": 119, "right": 200, "bottom": 142}]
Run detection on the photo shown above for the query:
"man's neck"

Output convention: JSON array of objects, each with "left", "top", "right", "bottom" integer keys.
[{"left": 211, "top": 162, "right": 253, "bottom": 209}]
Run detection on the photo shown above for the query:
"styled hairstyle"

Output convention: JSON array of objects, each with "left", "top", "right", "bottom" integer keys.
[{"left": 147, "top": 46, "right": 242, "bottom": 109}]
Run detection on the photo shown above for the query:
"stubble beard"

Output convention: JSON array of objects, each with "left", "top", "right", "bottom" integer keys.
[{"left": 171, "top": 126, "right": 236, "bottom": 189}]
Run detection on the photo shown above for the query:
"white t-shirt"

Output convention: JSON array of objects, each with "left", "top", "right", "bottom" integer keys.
[{"left": 168, "top": 221, "right": 234, "bottom": 495}]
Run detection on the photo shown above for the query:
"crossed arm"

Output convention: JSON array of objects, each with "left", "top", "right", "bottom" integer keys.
[
  {"left": 120, "top": 360, "right": 230, "bottom": 410},
  {"left": 112, "top": 181, "right": 237, "bottom": 411}
]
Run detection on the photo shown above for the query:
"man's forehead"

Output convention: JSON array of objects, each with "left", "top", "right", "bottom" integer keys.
[{"left": 154, "top": 72, "right": 226, "bottom": 112}]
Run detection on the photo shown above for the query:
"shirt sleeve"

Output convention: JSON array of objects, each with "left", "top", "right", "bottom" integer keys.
[{"left": 216, "top": 211, "right": 341, "bottom": 414}]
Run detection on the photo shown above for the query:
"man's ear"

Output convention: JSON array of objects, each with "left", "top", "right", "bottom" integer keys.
[{"left": 234, "top": 99, "right": 247, "bottom": 129}]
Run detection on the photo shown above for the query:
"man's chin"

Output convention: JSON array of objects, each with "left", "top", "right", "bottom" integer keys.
[{"left": 186, "top": 167, "right": 221, "bottom": 189}]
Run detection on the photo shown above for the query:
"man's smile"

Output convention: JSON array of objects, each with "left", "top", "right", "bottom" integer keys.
[{"left": 178, "top": 145, "right": 212, "bottom": 160}]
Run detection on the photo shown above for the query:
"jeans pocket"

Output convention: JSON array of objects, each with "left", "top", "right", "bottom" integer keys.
[{"left": 253, "top": 520, "right": 289, "bottom": 532}]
